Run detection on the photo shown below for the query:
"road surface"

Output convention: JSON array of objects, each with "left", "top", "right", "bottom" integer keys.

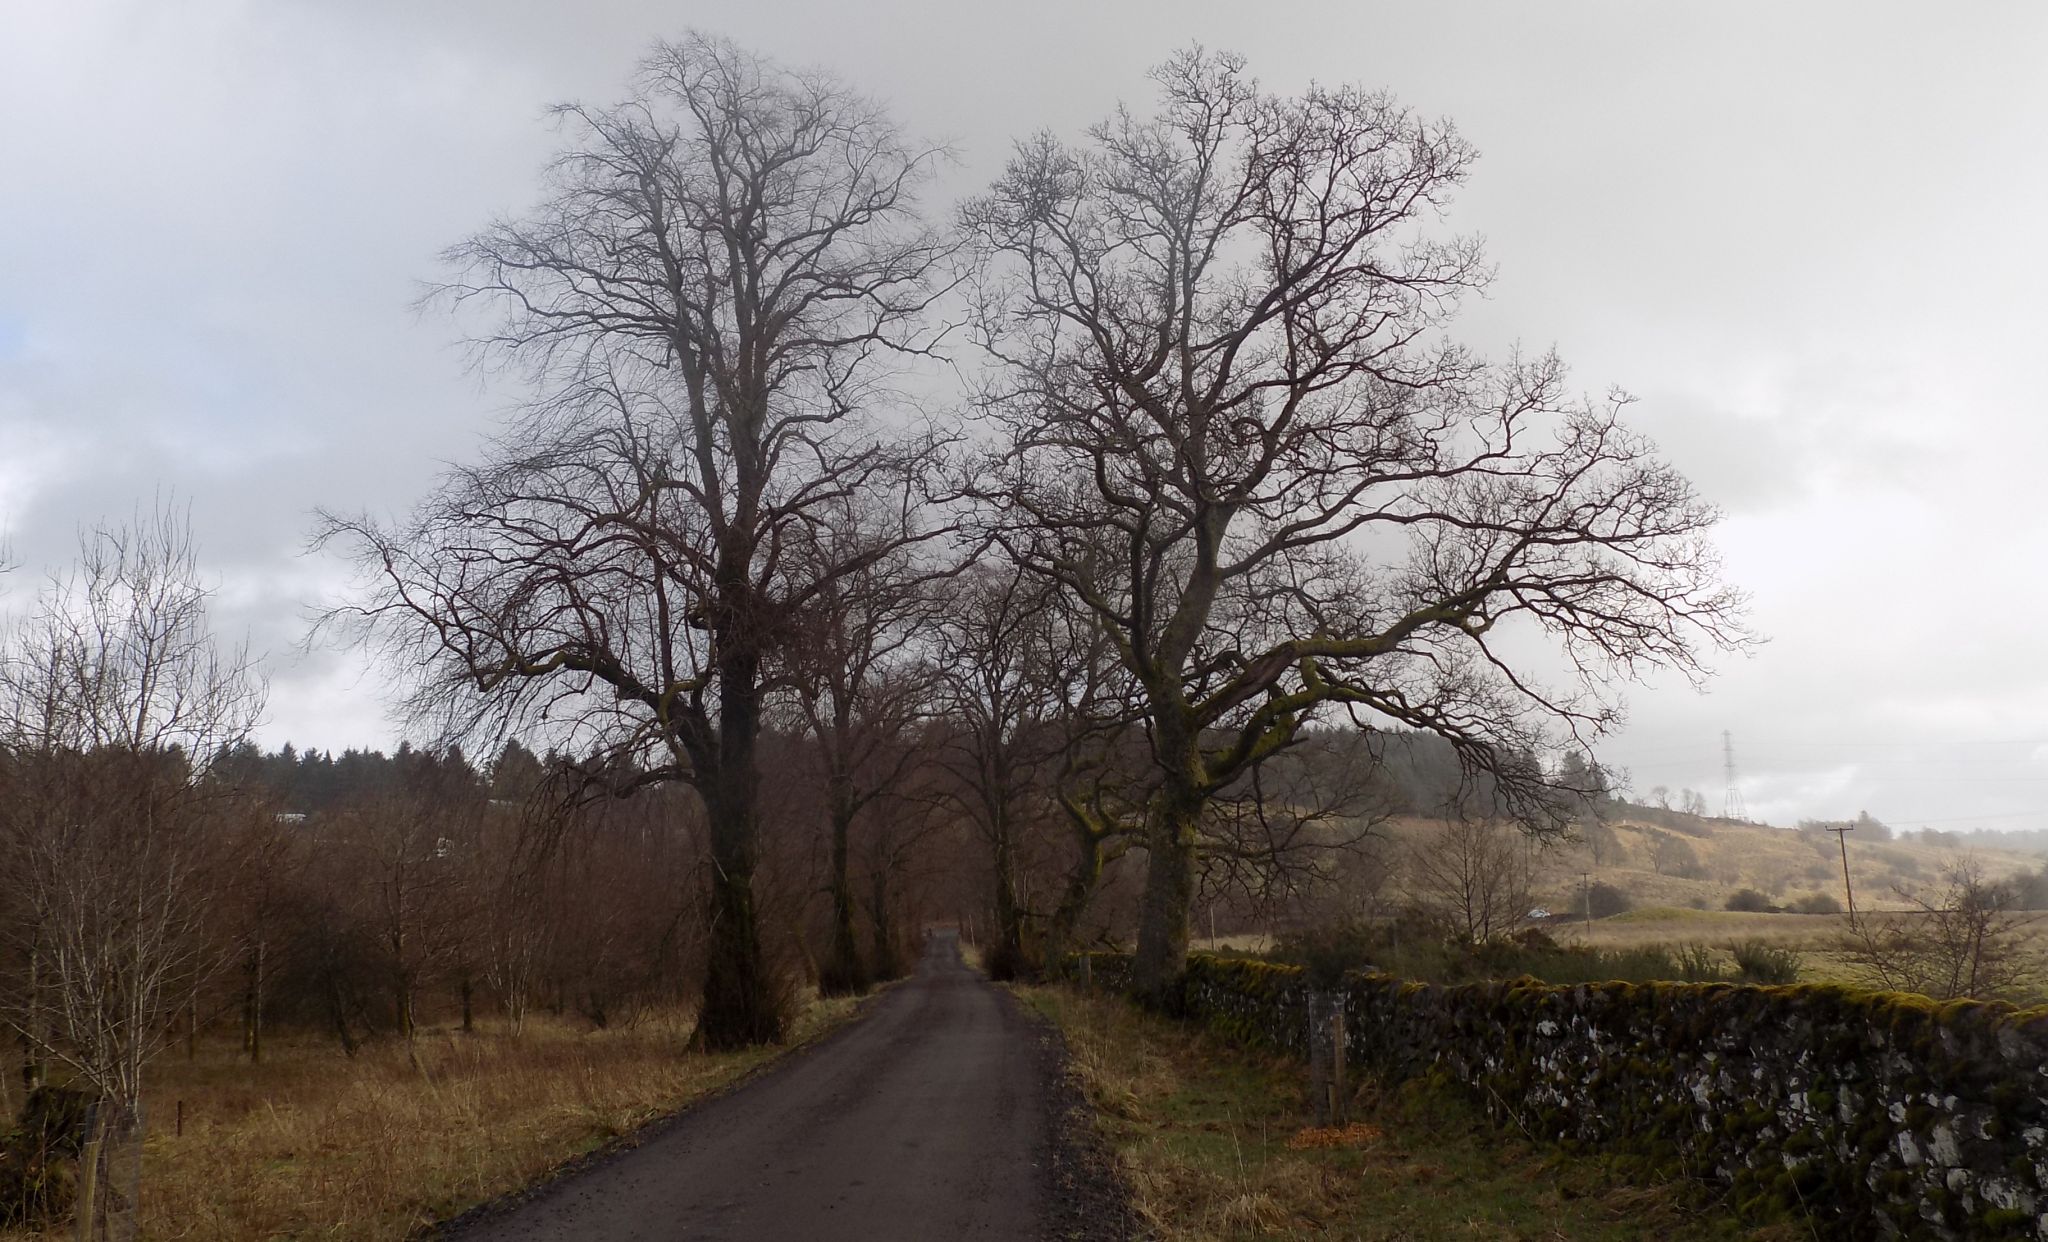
[{"left": 446, "top": 934, "right": 1081, "bottom": 1241}]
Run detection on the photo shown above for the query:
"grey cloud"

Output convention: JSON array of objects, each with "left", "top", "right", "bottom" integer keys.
[{"left": 5, "top": 1, "right": 2046, "bottom": 828}]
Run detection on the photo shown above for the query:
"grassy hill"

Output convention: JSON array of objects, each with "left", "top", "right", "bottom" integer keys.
[
  {"left": 1530, "top": 811, "right": 2039, "bottom": 914},
  {"left": 1373, "top": 807, "right": 2042, "bottom": 918}
]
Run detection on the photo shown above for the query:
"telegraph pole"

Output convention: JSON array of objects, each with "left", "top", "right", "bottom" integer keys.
[{"left": 1827, "top": 822, "right": 1857, "bottom": 925}]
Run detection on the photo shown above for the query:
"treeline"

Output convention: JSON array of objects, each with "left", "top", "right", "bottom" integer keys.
[
  {"left": 202, "top": 722, "right": 1535, "bottom": 1048},
  {"left": 213, "top": 740, "right": 536, "bottom": 816},
  {"left": 11, "top": 702, "right": 1556, "bottom": 1066}
]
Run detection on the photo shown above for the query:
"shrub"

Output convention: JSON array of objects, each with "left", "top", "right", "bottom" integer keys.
[
  {"left": 0, "top": 1147, "right": 74, "bottom": 1228},
  {"left": 1283, "top": 924, "right": 1380, "bottom": 988},
  {"left": 1724, "top": 888, "right": 1774, "bottom": 913},
  {"left": 1729, "top": 938, "right": 1801, "bottom": 984},
  {"left": 1673, "top": 942, "right": 1723, "bottom": 982},
  {"left": 1271, "top": 926, "right": 1738, "bottom": 987},
  {"left": 0, "top": 1086, "right": 90, "bottom": 1227},
  {"left": 1585, "top": 881, "right": 1632, "bottom": 919},
  {"left": 1790, "top": 891, "right": 1843, "bottom": 915}
]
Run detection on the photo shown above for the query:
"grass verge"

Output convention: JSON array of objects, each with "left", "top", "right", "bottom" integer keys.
[
  {"left": 1019, "top": 984, "right": 1798, "bottom": 1242},
  {"left": 1, "top": 995, "right": 862, "bottom": 1242}
]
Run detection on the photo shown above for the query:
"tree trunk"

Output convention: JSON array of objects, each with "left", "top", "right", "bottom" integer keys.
[
  {"left": 988, "top": 816, "right": 1027, "bottom": 979},
  {"left": 868, "top": 866, "right": 902, "bottom": 982},
  {"left": 1131, "top": 787, "right": 1201, "bottom": 1007},
  {"left": 1045, "top": 824, "right": 1108, "bottom": 968},
  {"left": 394, "top": 966, "right": 416, "bottom": 1046},
  {"left": 819, "top": 779, "right": 869, "bottom": 996},
  {"left": 22, "top": 937, "right": 44, "bottom": 1093},
  {"left": 697, "top": 652, "right": 784, "bottom": 1050},
  {"left": 243, "top": 936, "right": 265, "bottom": 1064},
  {"left": 76, "top": 1098, "right": 142, "bottom": 1242},
  {"left": 325, "top": 972, "right": 358, "bottom": 1058},
  {"left": 460, "top": 975, "right": 475, "bottom": 1035}
]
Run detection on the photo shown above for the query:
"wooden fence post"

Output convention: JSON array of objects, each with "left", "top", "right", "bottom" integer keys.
[
  {"left": 1307, "top": 990, "right": 1334, "bottom": 1127},
  {"left": 1329, "top": 1005, "right": 1347, "bottom": 1127}
]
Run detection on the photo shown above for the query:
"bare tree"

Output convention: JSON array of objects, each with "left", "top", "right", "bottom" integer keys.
[
  {"left": 963, "top": 49, "right": 1746, "bottom": 999},
  {"left": 926, "top": 563, "right": 1069, "bottom": 977},
  {"left": 1650, "top": 829, "right": 1705, "bottom": 879},
  {"left": 786, "top": 514, "right": 940, "bottom": 994},
  {"left": 0, "top": 509, "right": 264, "bottom": 1239},
  {"left": 1200, "top": 728, "right": 1389, "bottom": 919},
  {"left": 1841, "top": 858, "right": 2040, "bottom": 1001},
  {"left": 318, "top": 34, "right": 950, "bottom": 1048},
  {"left": 1406, "top": 818, "right": 1536, "bottom": 945},
  {"left": 1582, "top": 820, "right": 1621, "bottom": 868},
  {"left": 347, "top": 755, "right": 478, "bottom": 1050}
]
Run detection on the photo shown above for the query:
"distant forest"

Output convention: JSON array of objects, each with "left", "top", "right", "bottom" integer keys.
[{"left": 225, "top": 725, "right": 1538, "bottom": 825}]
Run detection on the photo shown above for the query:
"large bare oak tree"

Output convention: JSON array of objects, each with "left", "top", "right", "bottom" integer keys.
[
  {"left": 963, "top": 49, "right": 1747, "bottom": 1000},
  {"left": 320, "top": 34, "right": 949, "bottom": 1048}
]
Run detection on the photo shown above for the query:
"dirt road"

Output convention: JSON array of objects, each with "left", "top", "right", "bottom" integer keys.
[{"left": 445, "top": 934, "right": 1108, "bottom": 1241}]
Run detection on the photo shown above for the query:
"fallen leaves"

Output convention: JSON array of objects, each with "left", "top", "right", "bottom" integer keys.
[{"left": 1284, "top": 1122, "right": 1384, "bottom": 1150}]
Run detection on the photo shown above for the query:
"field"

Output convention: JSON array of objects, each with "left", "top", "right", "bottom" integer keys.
[
  {"left": 0, "top": 996, "right": 860, "bottom": 1242},
  {"left": 1021, "top": 984, "right": 1789, "bottom": 1241}
]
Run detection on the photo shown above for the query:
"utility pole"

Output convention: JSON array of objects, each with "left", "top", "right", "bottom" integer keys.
[
  {"left": 1721, "top": 731, "right": 1748, "bottom": 821},
  {"left": 1827, "top": 822, "right": 1857, "bottom": 925}
]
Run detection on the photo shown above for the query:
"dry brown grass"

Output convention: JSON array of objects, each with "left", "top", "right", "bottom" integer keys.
[
  {"left": 0, "top": 995, "right": 860, "bottom": 1242},
  {"left": 1518, "top": 816, "right": 2040, "bottom": 915},
  {"left": 1363, "top": 814, "right": 2042, "bottom": 917}
]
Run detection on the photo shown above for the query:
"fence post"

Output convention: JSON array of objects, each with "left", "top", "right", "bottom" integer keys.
[
  {"left": 1329, "top": 1005, "right": 1347, "bottom": 1127},
  {"left": 1307, "top": 989, "right": 1335, "bottom": 1127}
]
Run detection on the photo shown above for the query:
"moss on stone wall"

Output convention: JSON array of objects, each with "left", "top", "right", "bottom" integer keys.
[{"left": 1068, "top": 950, "right": 2048, "bottom": 1239}]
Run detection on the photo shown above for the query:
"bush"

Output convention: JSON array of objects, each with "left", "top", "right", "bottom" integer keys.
[
  {"left": 1724, "top": 888, "right": 1774, "bottom": 913},
  {"left": 1729, "top": 938, "right": 1801, "bottom": 984},
  {"left": 1790, "top": 891, "right": 1843, "bottom": 915},
  {"left": 0, "top": 1086, "right": 90, "bottom": 1227},
  {"left": 1272, "top": 925, "right": 1734, "bottom": 987},
  {"left": 1585, "top": 881, "right": 1632, "bottom": 919},
  {"left": 1272, "top": 923, "right": 1390, "bottom": 987},
  {"left": 1673, "top": 942, "right": 1723, "bottom": 982},
  {"left": 0, "top": 1147, "right": 74, "bottom": 1228}
]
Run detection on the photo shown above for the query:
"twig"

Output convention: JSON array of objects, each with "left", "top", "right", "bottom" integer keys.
[{"left": 1481, "top": 1080, "right": 1539, "bottom": 1145}]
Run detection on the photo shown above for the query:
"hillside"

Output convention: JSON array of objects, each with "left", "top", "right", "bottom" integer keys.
[{"left": 1380, "top": 809, "right": 2042, "bottom": 917}]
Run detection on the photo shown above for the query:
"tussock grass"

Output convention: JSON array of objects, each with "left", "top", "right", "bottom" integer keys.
[
  {"left": 1024, "top": 984, "right": 1792, "bottom": 1241},
  {"left": 0, "top": 996, "right": 860, "bottom": 1242}
]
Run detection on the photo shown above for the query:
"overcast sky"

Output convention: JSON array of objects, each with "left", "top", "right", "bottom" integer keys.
[{"left": 4, "top": 1, "right": 2045, "bottom": 831}]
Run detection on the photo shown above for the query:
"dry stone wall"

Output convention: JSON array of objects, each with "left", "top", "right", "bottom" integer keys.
[{"left": 1073, "top": 951, "right": 2048, "bottom": 1239}]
